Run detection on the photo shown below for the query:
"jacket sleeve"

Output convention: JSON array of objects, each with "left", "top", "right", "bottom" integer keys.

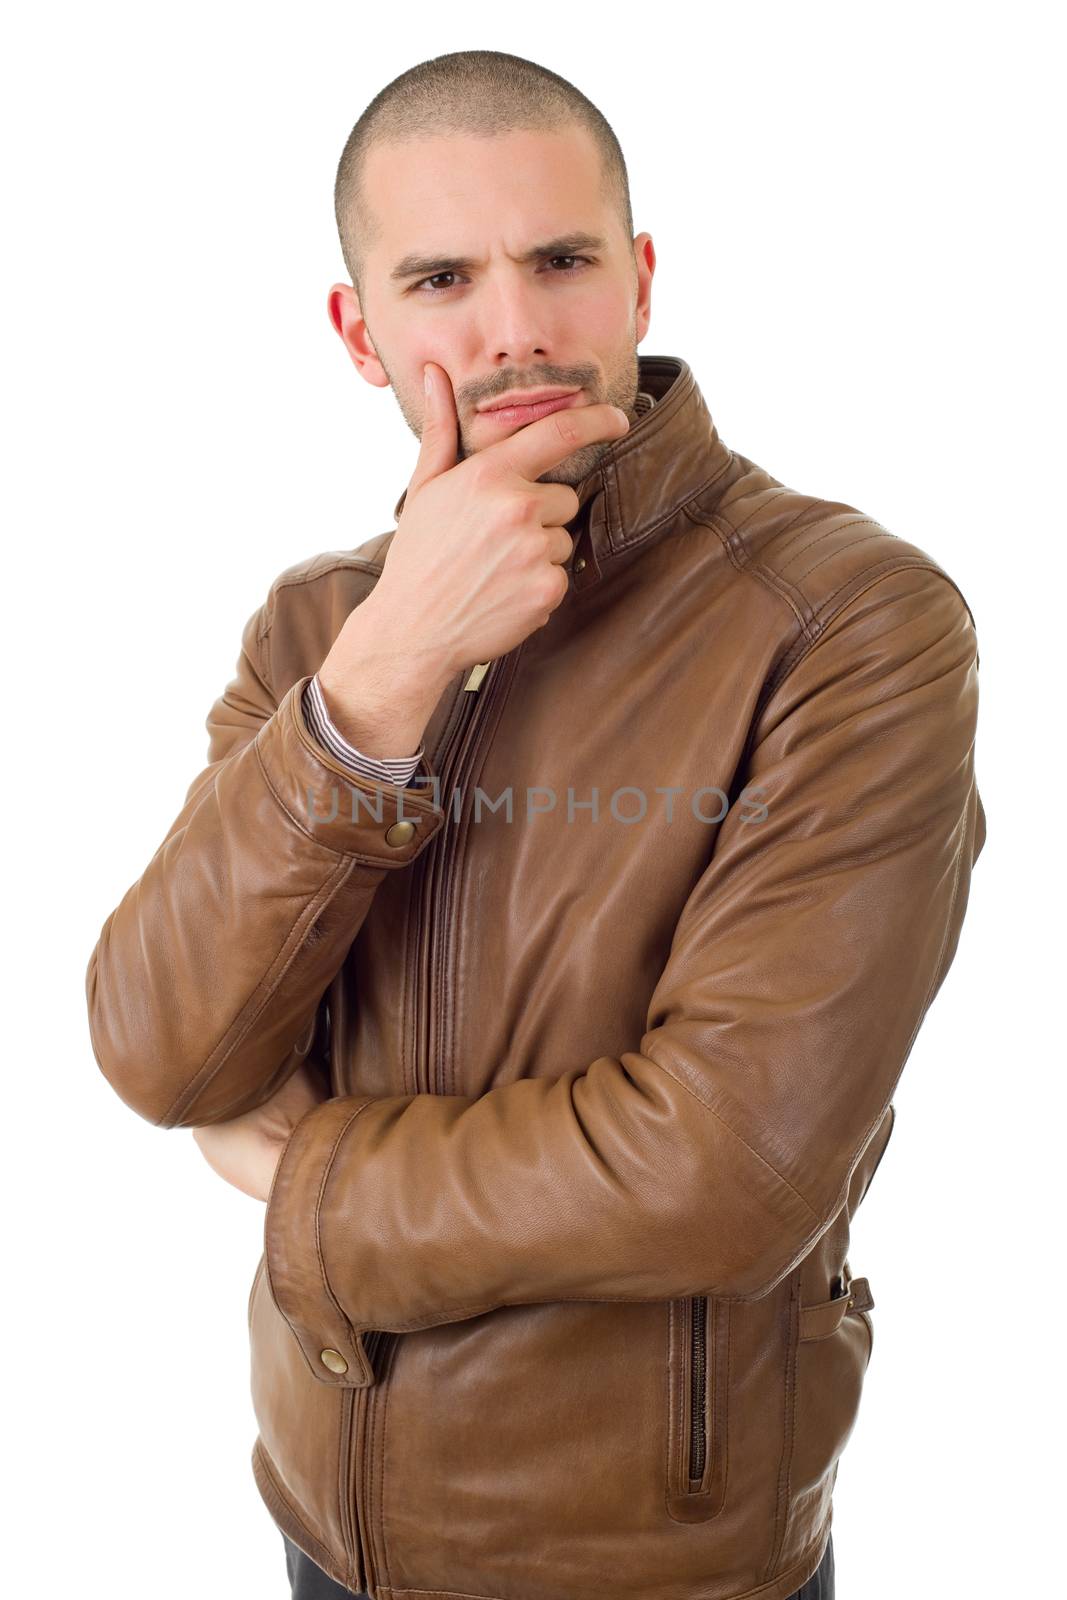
[
  {"left": 263, "top": 564, "right": 986, "bottom": 1388},
  {"left": 85, "top": 590, "right": 445, "bottom": 1130}
]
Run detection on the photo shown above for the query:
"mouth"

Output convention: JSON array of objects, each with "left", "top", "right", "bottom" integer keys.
[{"left": 477, "top": 390, "right": 585, "bottom": 426}]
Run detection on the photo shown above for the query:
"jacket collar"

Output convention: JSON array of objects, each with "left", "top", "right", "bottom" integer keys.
[
  {"left": 391, "top": 354, "right": 735, "bottom": 591},
  {"left": 564, "top": 353, "right": 735, "bottom": 589}
]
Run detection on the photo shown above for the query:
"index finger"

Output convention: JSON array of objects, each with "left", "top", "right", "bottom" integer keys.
[{"left": 485, "top": 400, "right": 631, "bottom": 483}]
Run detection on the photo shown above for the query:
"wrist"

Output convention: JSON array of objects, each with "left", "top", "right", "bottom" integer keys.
[
  {"left": 336, "top": 593, "right": 457, "bottom": 703},
  {"left": 315, "top": 643, "right": 449, "bottom": 760}
]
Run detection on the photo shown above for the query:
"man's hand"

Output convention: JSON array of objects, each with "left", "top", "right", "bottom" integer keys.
[
  {"left": 315, "top": 363, "right": 631, "bottom": 757},
  {"left": 191, "top": 1059, "right": 331, "bottom": 1202}
]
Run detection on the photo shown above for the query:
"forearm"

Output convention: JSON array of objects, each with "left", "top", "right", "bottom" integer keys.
[
  {"left": 87, "top": 599, "right": 446, "bottom": 1131},
  {"left": 264, "top": 1060, "right": 815, "bottom": 1386}
]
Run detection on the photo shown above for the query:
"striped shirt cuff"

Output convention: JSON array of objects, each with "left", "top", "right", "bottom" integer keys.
[{"left": 302, "top": 673, "right": 425, "bottom": 787}]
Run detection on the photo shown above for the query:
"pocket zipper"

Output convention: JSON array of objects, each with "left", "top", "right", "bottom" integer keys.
[{"left": 689, "top": 1294, "right": 708, "bottom": 1482}]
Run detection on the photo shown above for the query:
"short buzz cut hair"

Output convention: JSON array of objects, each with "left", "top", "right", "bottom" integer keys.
[{"left": 333, "top": 49, "right": 635, "bottom": 306}]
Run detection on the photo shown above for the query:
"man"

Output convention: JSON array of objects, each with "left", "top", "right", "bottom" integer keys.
[{"left": 86, "top": 48, "right": 984, "bottom": 1600}]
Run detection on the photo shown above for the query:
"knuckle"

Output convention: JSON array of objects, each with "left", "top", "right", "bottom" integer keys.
[
  {"left": 551, "top": 410, "right": 581, "bottom": 445},
  {"left": 495, "top": 489, "right": 533, "bottom": 529},
  {"left": 510, "top": 490, "right": 540, "bottom": 526},
  {"left": 537, "top": 567, "right": 568, "bottom": 609},
  {"left": 469, "top": 456, "right": 496, "bottom": 491}
]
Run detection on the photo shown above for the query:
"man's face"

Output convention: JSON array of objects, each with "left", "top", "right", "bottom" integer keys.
[{"left": 328, "top": 125, "right": 655, "bottom": 487}]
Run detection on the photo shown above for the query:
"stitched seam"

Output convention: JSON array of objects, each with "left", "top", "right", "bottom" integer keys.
[
  {"left": 807, "top": 559, "right": 963, "bottom": 658},
  {"left": 442, "top": 648, "right": 522, "bottom": 1095},
  {"left": 252, "top": 1442, "right": 340, "bottom": 1574},
  {"left": 317, "top": 1101, "right": 379, "bottom": 1339},
  {"left": 723, "top": 1302, "right": 732, "bottom": 1510},
  {"left": 778, "top": 517, "right": 882, "bottom": 578},
  {"left": 766, "top": 500, "right": 840, "bottom": 564},
  {"left": 159, "top": 855, "right": 353, "bottom": 1125},
  {"left": 339, "top": 1391, "right": 354, "bottom": 1589},
  {"left": 774, "top": 1272, "right": 802, "bottom": 1576},
  {"left": 729, "top": 485, "right": 797, "bottom": 537},
  {"left": 272, "top": 556, "right": 385, "bottom": 594},
  {"left": 375, "top": 1330, "right": 402, "bottom": 1588},
  {"left": 682, "top": 505, "right": 817, "bottom": 647},
  {"left": 610, "top": 457, "right": 734, "bottom": 557},
  {"left": 376, "top": 1526, "right": 830, "bottom": 1600},
  {"left": 256, "top": 556, "right": 385, "bottom": 662},
  {"left": 263, "top": 1103, "right": 376, "bottom": 1381},
  {"left": 755, "top": 557, "right": 954, "bottom": 711},
  {"left": 665, "top": 1299, "right": 679, "bottom": 1511},
  {"left": 618, "top": 457, "right": 735, "bottom": 551},
  {"left": 645, "top": 1046, "right": 820, "bottom": 1222},
  {"left": 789, "top": 528, "right": 893, "bottom": 585}
]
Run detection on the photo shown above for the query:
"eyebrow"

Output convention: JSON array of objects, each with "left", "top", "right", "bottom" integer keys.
[{"left": 389, "top": 232, "right": 609, "bottom": 284}]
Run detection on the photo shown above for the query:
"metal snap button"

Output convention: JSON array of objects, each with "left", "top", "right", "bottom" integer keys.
[
  {"left": 320, "top": 1348, "right": 348, "bottom": 1374},
  {"left": 385, "top": 820, "right": 416, "bottom": 847}
]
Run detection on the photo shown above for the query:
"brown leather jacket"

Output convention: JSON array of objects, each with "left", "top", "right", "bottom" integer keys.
[{"left": 86, "top": 354, "right": 986, "bottom": 1600}]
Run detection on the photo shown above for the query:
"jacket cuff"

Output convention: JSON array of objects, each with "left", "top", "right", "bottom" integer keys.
[
  {"left": 263, "top": 1096, "right": 381, "bottom": 1388},
  {"left": 255, "top": 675, "right": 444, "bottom": 866}
]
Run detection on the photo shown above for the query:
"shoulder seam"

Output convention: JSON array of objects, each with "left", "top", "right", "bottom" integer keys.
[
  {"left": 763, "top": 561, "right": 974, "bottom": 716},
  {"left": 272, "top": 556, "right": 385, "bottom": 597},
  {"left": 729, "top": 562, "right": 975, "bottom": 781},
  {"left": 691, "top": 500, "right": 977, "bottom": 682},
  {"left": 254, "top": 555, "right": 387, "bottom": 691}
]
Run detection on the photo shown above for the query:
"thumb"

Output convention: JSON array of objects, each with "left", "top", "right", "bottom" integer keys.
[{"left": 407, "top": 361, "right": 460, "bottom": 498}]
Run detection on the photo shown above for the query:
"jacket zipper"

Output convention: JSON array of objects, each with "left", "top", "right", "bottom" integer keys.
[
  {"left": 339, "top": 1387, "right": 363, "bottom": 1591},
  {"left": 325, "top": 967, "right": 371, "bottom": 1591},
  {"left": 415, "top": 657, "right": 501, "bottom": 1095},
  {"left": 689, "top": 1295, "right": 708, "bottom": 1483},
  {"left": 339, "top": 1328, "right": 390, "bottom": 1594},
  {"left": 344, "top": 658, "right": 499, "bottom": 1593}
]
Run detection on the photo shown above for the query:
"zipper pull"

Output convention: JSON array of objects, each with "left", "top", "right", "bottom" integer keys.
[{"left": 463, "top": 661, "right": 491, "bottom": 692}]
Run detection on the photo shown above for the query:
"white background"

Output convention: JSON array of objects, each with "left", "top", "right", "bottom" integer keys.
[{"left": 3, "top": 3, "right": 1059, "bottom": 1595}]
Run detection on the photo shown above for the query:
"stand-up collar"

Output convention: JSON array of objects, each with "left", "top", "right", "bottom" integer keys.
[
  {"left": 391, "top": 354, "right": 735, "bottom": 591},
  {"left": 563, "top": 353, "right": 735, "bottom": 589}
]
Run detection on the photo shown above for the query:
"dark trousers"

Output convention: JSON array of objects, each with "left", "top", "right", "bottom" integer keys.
[{"left": 283, "top": 1527, "right": 835, "bottom": 1599}]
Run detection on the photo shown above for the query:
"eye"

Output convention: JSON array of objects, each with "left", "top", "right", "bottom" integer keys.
[{"left": 411, "top": 255, "right": 594, "bottom": 296}]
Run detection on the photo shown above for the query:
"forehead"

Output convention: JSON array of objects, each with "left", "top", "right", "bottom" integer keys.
[{"left": 362, "top": 125, "right": 610, "bottom": 258}]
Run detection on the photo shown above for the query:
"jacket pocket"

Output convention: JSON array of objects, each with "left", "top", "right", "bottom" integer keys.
[
  {"left": 666, "top": 1295, "right": 730, "bottom": 1522},
  {"left": 790, "top": 1268, "right": 874, "bottom": 1498}
]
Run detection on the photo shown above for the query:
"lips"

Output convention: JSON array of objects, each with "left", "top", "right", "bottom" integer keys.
[{"left": 478, "top": 392, "right": 584, "bottom": 426}]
